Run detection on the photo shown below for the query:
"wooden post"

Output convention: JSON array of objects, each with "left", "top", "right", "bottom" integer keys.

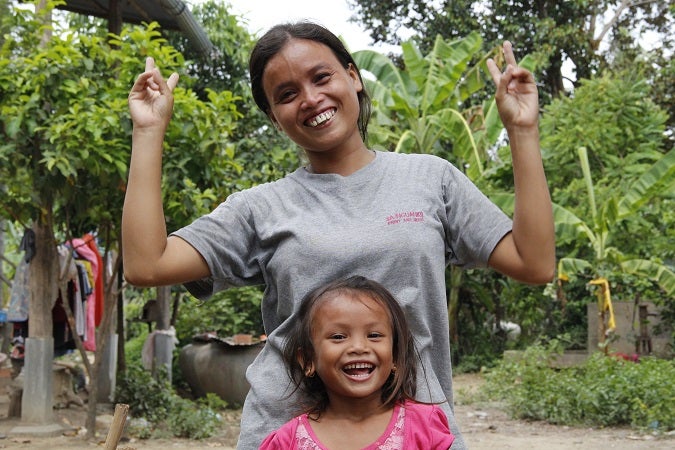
[{"left": 104, "top": 403, "right": 129, "bottom": 450}]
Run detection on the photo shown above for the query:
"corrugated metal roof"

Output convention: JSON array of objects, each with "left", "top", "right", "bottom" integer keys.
[
  {"left": 57, "top": 0, "right": 183, "bottom": 30},
  {"left": 55, "top": 0, "right": 214, "bottom": 55}
]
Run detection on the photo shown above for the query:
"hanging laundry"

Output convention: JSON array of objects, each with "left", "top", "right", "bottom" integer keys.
[
  {"left": 83, "top": 233, "right": 104, "bottom": 327},
  {"left": 68, "top": 237, "right": 102, "bottom": 352}
]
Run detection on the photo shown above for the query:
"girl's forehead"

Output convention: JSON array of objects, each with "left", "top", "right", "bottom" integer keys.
[{"left": 312, "top": 290, "right": 387, "bottom": 318}]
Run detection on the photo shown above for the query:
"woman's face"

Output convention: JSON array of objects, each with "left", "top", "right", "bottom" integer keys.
[{"left": 262, "top": 39, "right": 364, "bottom": 155}]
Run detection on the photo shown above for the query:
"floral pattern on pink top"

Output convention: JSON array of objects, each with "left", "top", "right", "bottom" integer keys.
[{"left": 295, "top": 404, "right": 404, "bottom": 450}]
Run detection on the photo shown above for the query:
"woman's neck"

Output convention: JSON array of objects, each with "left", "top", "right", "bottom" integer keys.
[{"left": 305, "top": 144, "right": 373, "bottom": 176}]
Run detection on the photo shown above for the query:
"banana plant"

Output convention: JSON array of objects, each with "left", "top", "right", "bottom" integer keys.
[
  {"left": 559, "top": 147, "right": 674, "bottom": 294},
  {"left": 353, "top": 32, "right": 506, "bottom": 180},
  {"left": 495, "top": 147, "right": 675, "bottom": 296}
]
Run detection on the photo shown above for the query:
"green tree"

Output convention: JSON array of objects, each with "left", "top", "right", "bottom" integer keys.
[
  {"left": 348, "top": 0, "right": 674, "bottom": 101},
  {"left": 0, "top": 0, "right": 241, "bottom": 434},
  {"left": 352, "top": 32, "right": 509, "bottom": 179},
  {"left": 537, "top": 73, "right": 675, "bottom": 346},
  {"left": 542, "top": 72, "right": 669, "bottom": 199},
  {"left": 554, "top": 146, "right": 674, "bottom": 297},
  {"left": 165, "top": 0, "right": 301, "bottom": 189},
  {"left": 540, "top": 72, "right": 673, "bottom": 266}
]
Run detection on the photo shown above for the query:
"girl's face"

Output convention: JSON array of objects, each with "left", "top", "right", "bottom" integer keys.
[
  {"left": 306, "top": 292, "right": 395, "bottom": 407},
  {"left": 262, "top": 39, "right": 364, "bottom": 156}
]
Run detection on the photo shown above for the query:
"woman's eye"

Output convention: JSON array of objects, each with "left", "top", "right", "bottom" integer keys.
[
  {"left": 315, "top": 72, "right": 332, "bottom": 83},
  {"left": 277, "top": 91, "right": 295, "bottom": 103}
]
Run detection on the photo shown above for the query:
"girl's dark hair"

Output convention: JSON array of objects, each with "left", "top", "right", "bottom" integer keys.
[
  {"left": 249, "top": 21, "right": 371, "bottom": 143},
  {"left": 282, "top": 275, "right": 418, "bottom": 417}
]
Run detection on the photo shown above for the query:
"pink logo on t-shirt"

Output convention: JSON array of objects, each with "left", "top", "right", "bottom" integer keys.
[{"left": 386, "top": 211, "right": 424, "bottom": 225}]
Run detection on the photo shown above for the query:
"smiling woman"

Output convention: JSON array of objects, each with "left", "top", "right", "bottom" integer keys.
[{"left": 258, "top": 38, "right": 368, "bottom": 172}]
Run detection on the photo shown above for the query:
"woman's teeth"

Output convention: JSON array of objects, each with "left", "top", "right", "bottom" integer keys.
[{"left": 308, "top": 109, "right": 335, "bottom": 127}]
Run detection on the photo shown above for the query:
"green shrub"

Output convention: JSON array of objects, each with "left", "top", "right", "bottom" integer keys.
[
  {"left": 483, "top": 341, "right": 675, "bottom": 432},
  {"left": 167, "top": 395, "right": 224, "bottom": 439},
  {"left": 175, "top": 285, "right": 264, "bottom": 345},
  {"left": 116, "top": 364, "right": 174, "bottom": 426},
  {"left": 116, "top": 363, "right": 225, "bottom": 439}
]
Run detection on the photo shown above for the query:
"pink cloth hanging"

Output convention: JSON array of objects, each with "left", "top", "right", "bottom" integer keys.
[
  {"left": 83, "top": 234, "right": 104, "bottom": 326},
  {"left": 70, "top": 237, "right": 99, "bottom": 352}
]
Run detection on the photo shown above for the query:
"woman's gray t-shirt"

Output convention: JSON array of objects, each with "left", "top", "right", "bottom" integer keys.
[{"left": 172, "top": 150, "right": 512, "bottom": 449}]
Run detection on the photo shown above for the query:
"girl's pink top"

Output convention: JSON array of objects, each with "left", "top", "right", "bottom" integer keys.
[{"left": 259, "top": 400, "right": 455, "bottom": 449}]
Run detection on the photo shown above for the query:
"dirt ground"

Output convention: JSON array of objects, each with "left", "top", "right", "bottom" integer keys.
[{"left": 0, "top": 373, "right": 671, "bottom": 449}]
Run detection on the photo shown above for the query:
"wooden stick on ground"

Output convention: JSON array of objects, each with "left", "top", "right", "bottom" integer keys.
[{"left": 104, "top": 403, "right": 130, "bottom": 450}]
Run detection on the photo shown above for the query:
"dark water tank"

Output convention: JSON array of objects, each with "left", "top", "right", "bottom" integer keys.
[{"left": 178, "top": 335, "right": 264, "bottom": 406}]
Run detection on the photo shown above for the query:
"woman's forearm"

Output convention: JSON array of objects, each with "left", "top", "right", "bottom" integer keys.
[
  {"left": 509, "top": 125, "right": 555, "bottom": 281},
  {"left": 122, "top": 127, "right": 169, "bottom": 285}
]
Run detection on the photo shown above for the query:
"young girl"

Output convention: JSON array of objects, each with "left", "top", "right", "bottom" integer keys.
[
  {"left": 124, "top": 21, "right": 554, "bottom": 449},
  {"left": 260, "top": 276, "right": 455, "bottom": 449}
]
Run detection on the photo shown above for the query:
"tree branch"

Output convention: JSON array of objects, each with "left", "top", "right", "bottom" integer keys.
[{"left": 591, "top": 0, "right": 659, "bottom": 49}]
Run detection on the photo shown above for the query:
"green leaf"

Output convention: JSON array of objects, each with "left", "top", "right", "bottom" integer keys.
[
  {"left": 619, "top": 148, "right": 675, "bottom": 217},
  {"left": 620, "top": 259, "right": 675, "bottom": 297}
]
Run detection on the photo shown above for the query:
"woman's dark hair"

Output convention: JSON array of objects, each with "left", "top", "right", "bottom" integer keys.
[
  {"left": 282, "top": 275, "right": 418, "bottom": 417},
  {"left": 249, "top": 21, "right": 371, "bottom": 143}
]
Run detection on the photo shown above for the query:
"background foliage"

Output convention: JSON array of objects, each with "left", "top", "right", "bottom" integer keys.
[{"left": 483, "top": 340, "right": 675, "bottom": 431}]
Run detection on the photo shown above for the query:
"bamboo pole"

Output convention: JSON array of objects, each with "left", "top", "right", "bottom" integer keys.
[{"left": 104, "top": 403, "right": 129, "bottom": 450}]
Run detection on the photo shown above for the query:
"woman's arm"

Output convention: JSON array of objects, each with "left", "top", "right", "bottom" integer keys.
[
  {"left": 486, "top": 42, "right": 555, "bottom": 284},
  {"left": 122, "top": 57, "right": 209, "bottom": 287}
]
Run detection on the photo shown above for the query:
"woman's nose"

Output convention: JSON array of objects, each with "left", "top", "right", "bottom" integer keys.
[{"left": 300, "top": 85, "right": 323, "bottom": 109}]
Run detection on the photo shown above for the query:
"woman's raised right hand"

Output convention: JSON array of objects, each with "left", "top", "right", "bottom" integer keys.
[{"left": 128, "top": 57, "right": 179, "bottom": 130}]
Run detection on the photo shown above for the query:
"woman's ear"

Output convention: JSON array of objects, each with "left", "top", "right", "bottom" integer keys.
[
  {"left": 347, "top": 63, "right": 363, "bottom": 93},
  {"left": 269, "top": 115, "right": 282, "bottom": 131}
]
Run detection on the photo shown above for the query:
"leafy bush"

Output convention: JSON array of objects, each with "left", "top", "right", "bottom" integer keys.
[
  {"left": 482, "top": 340, "right": 675, "bottom": 432},
  {"left": 175, "top": 285, "right": 264, "bottom": 344},
  {"left": 116, "top": 363, "right": 225, "bottom": 439},
  {"left": 116, "top": 364, "right": 174, "bottom": 426},
  {"left": 168, "top": 394, "right": 225, "bottom": 439}
]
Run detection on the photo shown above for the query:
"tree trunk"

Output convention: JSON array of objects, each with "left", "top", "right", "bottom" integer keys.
[
  {"left": 85, "top": 251, "right": 121, "bottom": 439},
  {"left": 0, "top": 219, "right": 4, "bottom": 308},
  {"left": 447, "top": 266, "right": 463, "bottom": 347},
  {"left": 22, "top": 213, "right": 58, "bottom": 423},
  {"left": 116, "top": 263, "right": 126, "bottom": 373},
  {"left": 152, "top": 285, "right": 174, "bottom": 381},
  {"left": 28, "top": 216, "right": 57, "bottom": 339}
]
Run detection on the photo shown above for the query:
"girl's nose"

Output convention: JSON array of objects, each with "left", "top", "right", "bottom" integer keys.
[{"left": 348, "top": 336, "right": 369, "bottom": 354}]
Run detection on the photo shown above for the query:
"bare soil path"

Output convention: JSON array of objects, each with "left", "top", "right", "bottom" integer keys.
[{"left": 0, "top": 373, "right": 670, "bottom": 449}]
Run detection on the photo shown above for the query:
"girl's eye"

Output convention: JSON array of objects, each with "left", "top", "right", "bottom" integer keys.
[
  {"left": 330, "top": 334, "right": 346, "bottom": 341},
  {"left": 368, "top": 333, "right": 383, "bottom": 339}
]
